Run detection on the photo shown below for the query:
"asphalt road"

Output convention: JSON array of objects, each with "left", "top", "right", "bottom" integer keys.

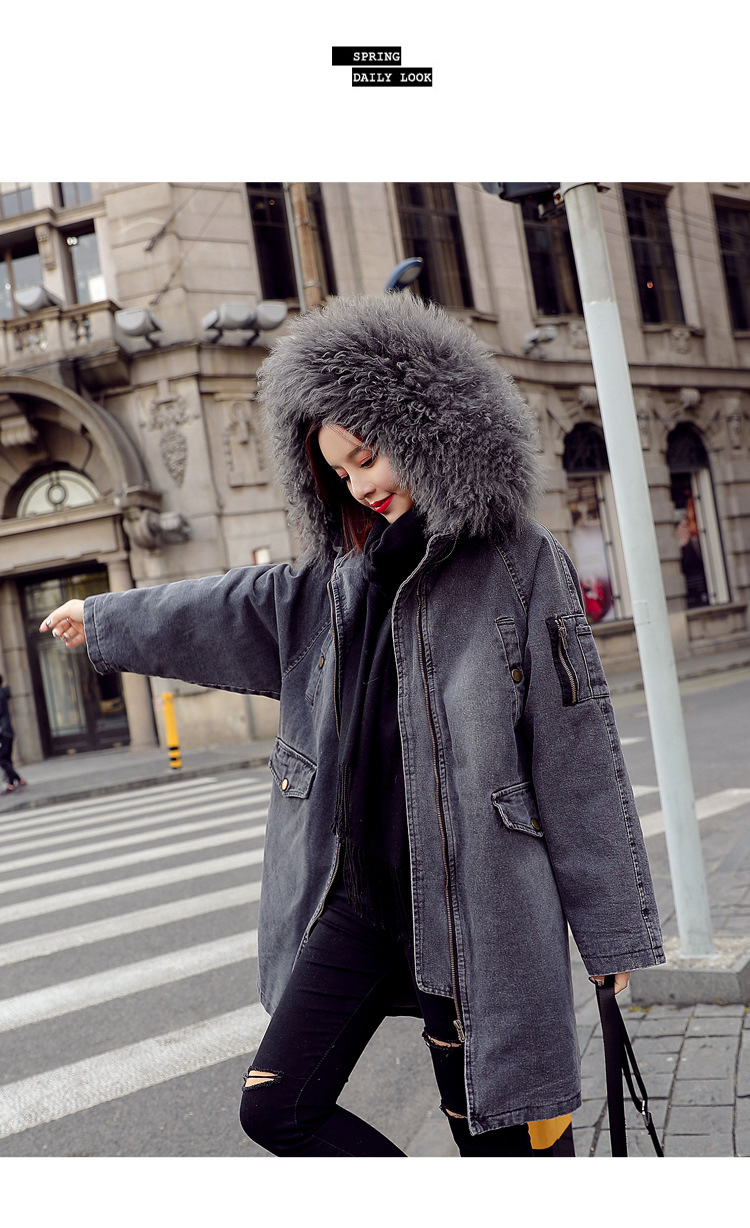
[{"left": 0, "top": 667, "right": 747, "bottom": 1157}]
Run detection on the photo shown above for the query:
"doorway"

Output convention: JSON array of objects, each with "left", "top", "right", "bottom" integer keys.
[{"left": 21, "top": 567, "right": 130, "bottom": 756}]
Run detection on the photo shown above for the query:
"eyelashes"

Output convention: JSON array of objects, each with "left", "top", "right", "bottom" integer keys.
[{"left": 337, "top": 454, "right": 375, "bottom": 483}]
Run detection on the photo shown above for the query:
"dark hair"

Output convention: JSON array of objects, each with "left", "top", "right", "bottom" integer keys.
[{"left": 304, "top": 424, "right": 375, "bottom": 555}]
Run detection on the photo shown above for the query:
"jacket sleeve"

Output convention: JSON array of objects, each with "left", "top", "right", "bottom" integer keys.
[
  {"left": 83, "top": 562, "right": 328, "bottom": 699},
  {"left": 519, "top": 530, "right": 665, "bottom": 975}
]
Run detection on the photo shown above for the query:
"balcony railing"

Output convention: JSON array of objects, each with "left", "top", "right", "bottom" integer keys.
[{"left": 0, "top": 300, "right": 130, "bottom": 388}]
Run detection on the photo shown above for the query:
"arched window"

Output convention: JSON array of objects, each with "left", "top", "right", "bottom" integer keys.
[
  {"left": 563, "top": 423, "right": 632, "bottom": 622},
  {"left": 16, "top": 469, "right": 100, "bottom": 518},
  {"left": 667, "top": 425, "right": 729, "bottom": 607}
]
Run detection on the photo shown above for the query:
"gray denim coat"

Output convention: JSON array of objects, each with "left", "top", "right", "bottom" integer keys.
[{"left": 84, "top": 517, "right": 664, "bottom": 1135}]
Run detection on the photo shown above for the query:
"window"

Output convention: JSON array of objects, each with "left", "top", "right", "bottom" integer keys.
[
  {"left": 394, "top": 183, "right": 473, "bottom": 309},
  {"left": 622, "top": 188, "right": 685, "bottom": 324},
  {"left": 714, "top": 202, "right": 750, "bottom": 331},
  {"left": 306, "top": 183, "right": 337, "bottom": 298},
  {"left": 0, "top": 182, "right": 33, "bottom": 219},
  {"left": 16, "top": 469, "right": 100, "bottom": 518},
  {"left": 64, "top": 223, "right": 106, "bottom": 303},
  {"left": 0, "top": 239, "right": 42, "bottom": 319},
  {"left": 667, "top": 424, "right": 729, "bottom": 608},
  {"left": 58, "top": 183, "right": 93, "bottom": 209},
  {"left": 563, "top": 423, "right": 631, "bottom": 622},
  {"left": 521, "top": 199, "right": 582, "bottom": 316},
  {"left": 246, "top": 184, "right": 297, "bottom": 300}
]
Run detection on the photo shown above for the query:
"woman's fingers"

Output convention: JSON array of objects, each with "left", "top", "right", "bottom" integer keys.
[{"left": 39, "top": 600, "right": 86, "bottom": 646}]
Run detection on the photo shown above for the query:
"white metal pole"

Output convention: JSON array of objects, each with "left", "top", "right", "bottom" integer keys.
[{"left": 558, "top": 182, "right": 714, "bottom": 957}]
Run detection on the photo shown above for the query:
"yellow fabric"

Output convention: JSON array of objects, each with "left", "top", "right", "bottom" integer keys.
[{"left": 527, "top": 1114, "right": 572, "bottom": 1150}]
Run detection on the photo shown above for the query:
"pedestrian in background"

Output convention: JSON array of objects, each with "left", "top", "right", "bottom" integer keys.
[
  {"left": 0, "top": 675, "right": 27, "bottom": 796},
  {"left": 40, "top": 293, "right": 665, "bottom": 1157}
]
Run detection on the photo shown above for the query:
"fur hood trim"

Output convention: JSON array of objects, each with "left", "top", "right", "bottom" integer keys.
[{"left": 257, "top": 294, "right": 543, "bottom": 567}]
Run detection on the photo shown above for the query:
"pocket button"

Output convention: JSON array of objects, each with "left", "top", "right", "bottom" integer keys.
[
  {"left": 531, "top": 816, "right": 542, "bottom": 831},
  {"left": 511, "top": 668, "right": 523, "bottom": 683},
  {"left": 281, "top": 779, "right": 289, "bottom": 791}
]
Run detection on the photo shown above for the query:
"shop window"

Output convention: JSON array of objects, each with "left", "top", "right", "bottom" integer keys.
[
  {"left": 63, "top": 222, "right": 105, "bottom": 304},
  {"left": 521, "top": 198, "right": 582, "bottom": 317},
  {"left": 394, "top": 183, "right": 473, "bottom": 309},
  {"left": 246, "top": 184, "right": 297, "bottom": 300},
  {"left": 714, "top": 201, "right": 750, "bottom": 331},
  {"left": 667, "top": 424, "right": 729, "bottom": 608},
  {"left": 563, "top": 423, "right": 632, "bottom": 623},
  {"left": 622, "top": 188, "right": 685, "bottom": 325},
  {"left": 15, "top": 469, "right": 100, "bottom": 518},
  {"left": 0, "top": 238, "right": 43, "bottom": 319}
]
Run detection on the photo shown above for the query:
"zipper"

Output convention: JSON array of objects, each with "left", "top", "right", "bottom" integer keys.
[
  {"left": 327, "top": 579, "right": 342, "bottom": 737},
  {"left": 556, "top": 616, "right": 578, "bottom": 705},
  {"left": 416, "top": 573, "right": 465, "bottom": 1043}
]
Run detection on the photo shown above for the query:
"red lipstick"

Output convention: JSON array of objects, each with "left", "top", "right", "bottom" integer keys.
[{"left": 371, "top": 495, "right": 394, "bottom": 514}]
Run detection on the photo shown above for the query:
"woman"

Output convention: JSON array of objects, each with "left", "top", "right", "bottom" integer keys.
[{"left": 41, "top": 293, "right": 665, "bottom": 1157}]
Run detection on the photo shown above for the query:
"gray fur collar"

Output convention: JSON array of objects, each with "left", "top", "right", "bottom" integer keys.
[{"left": 257, "top": 294, "right": 543, "bottom": 568}]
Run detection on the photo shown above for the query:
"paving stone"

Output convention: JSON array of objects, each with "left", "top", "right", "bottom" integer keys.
[
  {"left": 692, "top": 1005, "right": 746, "bottom": 1019},
  {"left": 641, "top": 1005, "right": 697, "bottom": 1021},
  {"left": 674, "top": 1037, "right": 738, "bottom": 1080},
  {"left": 627, "top": 1050, "right": 680, "bottom": 1075},
  {"left": 572, "top": 1125, "right": 597, "bottom": 1158},
  {"left": 632, "top": 1034, "right": 684, "bottom": 1053},
  {"left": 577, "top": 1023, "right": 597, "bottom": 1052},
  {"left": 625, "top": 1097, "right": 668, "bottom": 1130},
  {"left": 663, "top": 1134, "right": 735, "bottom": 1157},
  {"left": 635, "top": 1016, "right": 693, "bottom": 1038},
  {"left": 735, "top": 1097, "right": 750, "bottom": 1158},
  {"left": 572, "top": 1098, "right": 606, "bottom": 1129},
  {"left": 670, "top": 1077, "right": 736, "bottom": 1106},
  {"left": 580, "top": 1074, "right": 606, "bottom": 1101},
  {"left": 737, "top": 1031, "right": 750, "bottom": 1096},
  {"left": 685, "top": 1016, "right": 744, "bottom": 1037},
  {"left": 667, "top": 1104, "right": 734, "bottom": 1134}
]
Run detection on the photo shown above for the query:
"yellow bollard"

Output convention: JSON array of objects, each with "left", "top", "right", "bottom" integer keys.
[{"left": 161, "top": 692, "right": 182, "bottom": 770}]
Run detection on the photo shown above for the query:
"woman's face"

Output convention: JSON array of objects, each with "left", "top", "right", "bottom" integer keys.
[{"left": 317, "top": 425, "right": 414, "bottom": 523}]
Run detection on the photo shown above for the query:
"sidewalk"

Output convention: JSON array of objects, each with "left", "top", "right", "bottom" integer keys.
[{"left": 3, "top": 646, "right": 750, "bottom": 1157}]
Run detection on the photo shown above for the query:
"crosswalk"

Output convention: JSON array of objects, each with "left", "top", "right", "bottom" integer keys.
[
  {"left": 1, "top": 768, "right": 749, "bottom": 1152},
  {"left": 0, "top": 772, "right": 272, "bottom": 1146}
]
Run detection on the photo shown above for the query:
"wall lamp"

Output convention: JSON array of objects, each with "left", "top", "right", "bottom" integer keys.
[
  {"left": 114, "top": 308, "right": 163, "bottom": 346},
  {"left": 15, "top": 285, "right": 63, "bottom": 313},
  {"left": 384, "top": 257, "right": 424, "bottom": 293},
  {"left": 201, "top": 300, "right": 288, "bottom": 345}
]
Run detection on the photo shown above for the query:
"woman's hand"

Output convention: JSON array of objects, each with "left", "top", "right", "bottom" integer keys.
[
  {"left": 590, "top": 972, "right": 631, "bottom": 995},
  {"left": 39, "top": 600, "right": 86, "bottom": 648}
]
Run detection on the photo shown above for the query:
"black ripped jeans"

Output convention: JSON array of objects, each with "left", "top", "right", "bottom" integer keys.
[{"left": 239, "top": 876, "right": 532, "bottom": 1157}]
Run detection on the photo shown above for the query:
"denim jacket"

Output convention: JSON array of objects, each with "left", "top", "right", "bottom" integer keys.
[{"left": 84, "top": 519, "right": 664, "bottom": 1135}]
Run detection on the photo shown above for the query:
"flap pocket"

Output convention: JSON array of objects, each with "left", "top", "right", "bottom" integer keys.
[
  {"left": 491, "top": 781, "right": 544, "bottom": 837},
  {"left": 269, "top": 738, "right": 317, "bottom": 799}
]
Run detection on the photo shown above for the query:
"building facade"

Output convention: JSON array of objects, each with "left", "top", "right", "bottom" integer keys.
[{"left": 1, "top": 180, "right": 748, "bottom": 764}]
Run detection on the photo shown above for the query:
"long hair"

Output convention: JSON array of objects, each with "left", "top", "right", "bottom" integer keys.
[{"left": 304, "top": 424, "right": 375, "bottom": 555}]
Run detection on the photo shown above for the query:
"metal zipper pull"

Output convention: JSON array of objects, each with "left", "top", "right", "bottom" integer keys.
[
  {"left": 454, "top": 1017, "right": 465, "bottom": 1043},
  {"left": 556, "top": 617, "right": 578, "bottom": 704}
]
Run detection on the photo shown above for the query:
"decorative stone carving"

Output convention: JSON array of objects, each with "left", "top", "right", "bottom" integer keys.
[
  {"left": 670, "top": 328, "right": 691, "bottom": 354},
  {"left": 35, "top": 224, "right": 57, "bottom": 272},
  {"left": 141, "top": 378, "right": 197, "bottom": 488},
  {"left": 568, "top": 321, "right": 589, "bottom": 349},
  {"left": 679, "top": 387, "right": 701, "bottom": 411},
  {"left": 0, "top": 413, "right": 38, "bottom": 447},
  {"left": 723, "top": 396, "right": 744, "bottom": 450},
  {"left": 217, "top": 396, "right": 271, "bottom": 487},
  {"left": 123, "top": 507, "right": 192, "bottom": 550},
  {"left": 577, "top": 385, "right": 598, "bottom": 409}
]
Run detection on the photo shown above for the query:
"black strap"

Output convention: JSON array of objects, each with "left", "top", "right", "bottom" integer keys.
[{"left": 594, "top": 975, "right": 664, "bottom": 1157}]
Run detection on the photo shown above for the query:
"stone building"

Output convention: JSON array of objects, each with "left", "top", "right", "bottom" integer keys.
[{"left": 1, "top": 180, "right": 748, "bottom": 764}]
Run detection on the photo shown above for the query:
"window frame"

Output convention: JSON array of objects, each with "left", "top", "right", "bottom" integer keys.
[
  {"left": 520, "top": 198, "right": 582, "bottom": 318},
  {"left": 714, "top": 198, "right": 750, "bottom": 332},
  {"left": 621, "top": 186, "right": 685, "bottom": 326},
  {"left": 394, "top": 183, "right": 474, "bottom": 310}
]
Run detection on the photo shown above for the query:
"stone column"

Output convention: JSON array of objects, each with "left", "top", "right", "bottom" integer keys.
[{"left": 106, "top": 556, "right": 159, "bottom": 750}]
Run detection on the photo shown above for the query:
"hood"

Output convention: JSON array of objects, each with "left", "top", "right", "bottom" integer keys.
[{"left": 257, "top": 293, "right": 543, "bottom": 568}]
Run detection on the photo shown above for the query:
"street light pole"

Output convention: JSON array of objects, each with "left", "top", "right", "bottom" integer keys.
[{"left": 558, "top": 181, "right": 714, "bottom": 958}]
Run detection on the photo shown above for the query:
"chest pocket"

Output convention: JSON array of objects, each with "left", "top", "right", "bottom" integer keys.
[
  {"left": 546, "top": 613, "right": 609, "bottom": 706},
  {"left": 269, "top": 738, "right": 317, "bottom": 799},
  {"left": 491, "top": 781, "right": 544, "bottom": 837},
  {"left": 494, "top": 617, "right": 526, "bottom": 725},
  {"left": 305, "top": 627, "right": 334, "bottom": 709}
]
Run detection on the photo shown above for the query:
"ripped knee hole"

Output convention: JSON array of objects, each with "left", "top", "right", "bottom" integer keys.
[
  {"left": 423, "top": 1031, "right": 463, "bottom": 1052},
  {"left": 440, "top": 1103, "right": 467, "bottom": 1120},
  {"left": 242, "top": 1068, "right": 284, "bottom": 1090}
]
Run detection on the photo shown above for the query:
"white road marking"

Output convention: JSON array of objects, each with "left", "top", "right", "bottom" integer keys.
[
  {"left": 0, "top": 799, "right": 270, "bottom": 871},
  {"left": 633, "top": 785, "right": 659, "bottom": 798},
  {"left": 639, "top": 788, "right": 750, "bottom": 838},
  {"left": 0, "top": 849, "right": 262, "bottom": 925},
  {"left": 0, "top": 881, "right": 263, "bottom": 967},
  {"left": 0, "top": 819, "right": 268, "bottom": 895},
  {"left": 0, "top": 1002, "right": 269, "bottom": 1140},
  {"left": 620, "top": 737, "right": 645, "bottom": 745},
  {"left": 0, "top": 931, "right": 259, "bottom": 1033},
  {"left": 0, "top": 778, "right": 270, "bottom": 840}
]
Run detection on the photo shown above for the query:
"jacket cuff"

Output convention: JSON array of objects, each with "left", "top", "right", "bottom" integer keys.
[
  {"left": 83, "top": 595, "right": 113, "bottom": 675},
  {"left": 582, "top": 945, "right": 666, "bottom": 976}
]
